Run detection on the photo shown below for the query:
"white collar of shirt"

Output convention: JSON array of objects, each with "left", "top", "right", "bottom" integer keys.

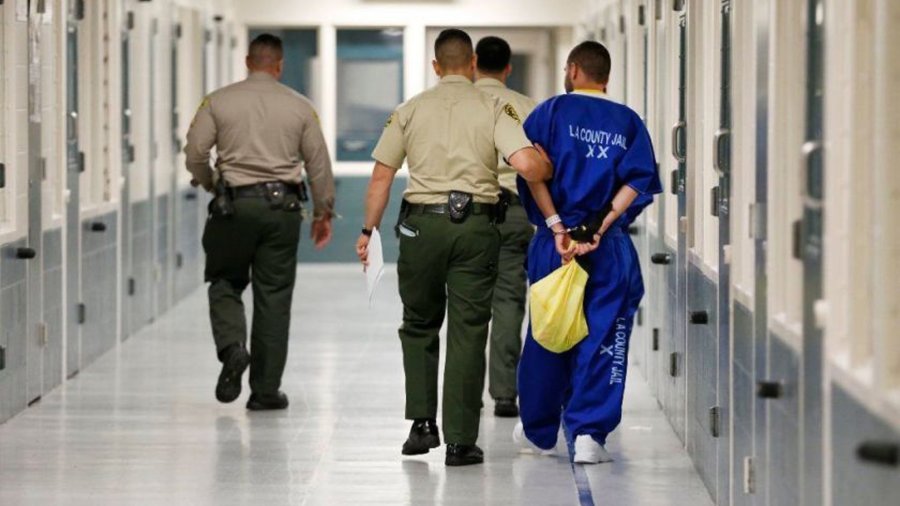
[{"left": 571, "top": 89, "right": 609, "bottom": 99}]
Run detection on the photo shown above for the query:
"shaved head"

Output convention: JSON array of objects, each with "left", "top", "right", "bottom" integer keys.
[
  {"left": 435, "top": 29, "right": 474, "bottom": 70},
  {"left": 247, "top": 33, "right": 283, "bottom": 70}
]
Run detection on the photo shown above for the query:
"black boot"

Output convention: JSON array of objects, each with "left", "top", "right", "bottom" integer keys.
[
  {"left": 445, "top": 444, "right": 484, "bottom": 466},
  {"left": 215, "top": 344, "right": 250, "bottom": 403},
  {"left": 402, "top": 419, "right": 441, "bottom": 455},
  {"left": 493, "top": 398, "right": 519, "bottom": 418},
  {"left": 246, "top": 391, "right": 289, "bottom": 411}
]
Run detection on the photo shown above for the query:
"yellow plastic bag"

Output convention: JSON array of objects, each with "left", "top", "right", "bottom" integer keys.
[{"left": 529, "top": 260, "right": 590, "bottom": 353}]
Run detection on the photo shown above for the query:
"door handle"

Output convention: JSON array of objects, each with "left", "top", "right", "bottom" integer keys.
[
  {"left": 801, "top": 141, "right": 824, "bottom": 210},
  {"left": 713, "top": 128, "right": 730, "bottom": 177},
  {"left": 757, "top": 381, "right": 783, "bottom": 399},
  {"left": 856, "top": 441, "right": 899, "bottom": 467},
  {"left": 16, "top": 248, "right": 37, "bottom": 260},
  {"left": 627, "top": 225, "right": 640, "bottom": 236},
  {"left": 89, "top": 222, "right": 107, "bottom": 232},
  {"left": 671, "top": 121, "right": 686, "bottom": 164},
  {"left": 651, "top": 253, "right": 672, "bottom": 265},
  {"left": 185, "top": 191, "right": 198, "bottom": 201},
  {"left": 689, "top": 311, "right": 709, "bottom": 324}
]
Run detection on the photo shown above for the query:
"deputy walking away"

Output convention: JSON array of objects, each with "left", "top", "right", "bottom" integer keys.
[
  {"left": 514, "top": 41, "right": 662, "bottom": 463},
  {"left": 355, "top": 29, "right": 551, "bottom": 466},
  {"left": 474, "top": 36, "right": 538, "bottom": 418},
  {"left": 184, "top": 34, "right": 335, "bottom": 411}
]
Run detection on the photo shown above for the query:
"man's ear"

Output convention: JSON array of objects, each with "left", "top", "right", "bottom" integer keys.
[
  {"left": 504, "top": 63, "right": 513, "bottom": 79},
  {"left": 245, "top": 56, "right": 253, "bottom": 70},
  {"left": 432, "top": 59, "right": 441, "bottom": 77}
]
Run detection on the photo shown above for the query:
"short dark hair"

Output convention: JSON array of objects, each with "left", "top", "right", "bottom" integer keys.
[
  {"left": 567, "top": 41, "right": 611, "bottom": 83},
  {"left": 476, "top": 36, "right": 512, "bottom": 73},
  {"left": 435, "top": 29, "right": 474, "bottom": 69},
  {"left": 248, "top": 33, "right": 284, "bottom": 67}
]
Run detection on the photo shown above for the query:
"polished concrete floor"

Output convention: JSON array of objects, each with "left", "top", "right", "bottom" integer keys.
[{"left": 0, "top": 265, "right": 713, "bottom": 505}]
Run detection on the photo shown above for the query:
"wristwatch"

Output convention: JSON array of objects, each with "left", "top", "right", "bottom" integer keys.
[{"left": 361, "top": 227, "right": 373, "bottom": 237}]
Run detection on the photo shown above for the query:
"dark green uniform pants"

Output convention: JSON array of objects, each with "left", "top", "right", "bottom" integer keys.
[
  {"left": 203, "top": 198, "right": 301, "bottom": 396},
  {"left": 398, "top": 212, "right": 500, "bottom": 445},
  {"left": 488, "top": 203, "right": 533, "bottom": 400}
]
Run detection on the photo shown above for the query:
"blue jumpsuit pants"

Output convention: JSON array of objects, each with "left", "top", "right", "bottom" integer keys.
[{"left": 518, "top": 226, "right": 645, "bottom": 449}]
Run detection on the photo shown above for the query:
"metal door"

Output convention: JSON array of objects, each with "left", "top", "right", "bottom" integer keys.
[
  {"left": 65, "top": 2, "right": 83, "bottom": 378},
  {"left": 148, "top": 15, "right": 159, "bottom": 321},
  {"left": 670, "top": 4, "right": 689, "bottom": 442},
  {"left": 120, "top": 3, "right": 135, "bottom": 338},
  {"left": 714, "top": 0, "right": 734, "bottom": 501},
  {"left": 752, "top": 1, "right": 772, "bottom": 502},
  {"left": 800, "top": 0, "right": 825, "bottom": 503},
  {"left": 25, "top": 0, "right": 46, "bottom": 404}
]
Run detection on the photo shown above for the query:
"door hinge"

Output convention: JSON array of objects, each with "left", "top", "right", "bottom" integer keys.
[
  {"left": 652, "top": 328, "right": 660, "bottom": 351},
  {"left": 74, "top": 0, "right": 85, "bottom": 20},
  {"left": 231, "top": 36, "right": 238, "bottom": 49},
  {"left": 78, "top": 151, "right": 86, "bottom": 173},
  {"left": 655, "top": 0, "right": 663, "bottom": 20},
  {"left": 151, "top": 18, "right": 159, "bottom": 36},
  {"left": 77, "top": 303, "right": 86, "bottom": 324},
  {"left": 743, "top": 456, "right": 756, "bottom": 494},
  {"left": 619, "top": 15, "right": 626, "bottom": 34},
  {"left": 204, "top": 29, "right": 212, "bottom": 44},
  {"left": 674, "top": 0, "right": 686, "bottom": 11},
  {"left": 637, "top": 307, "right": 644, "bottom": 326},
  {"left": 709, "top": 406, "right": 721, "bottom": 438},
  {"left": 126, "top": 12, "right": 135, "bottom": 31},
  {"left": 37, "top": 322, "right": 48, "bottom": 347},
  {"left": 670, "top": 169, "right": 679, "bottom": 195},
  {"left": 669, "top": 352, "right": 679, "bottom": 377},
  {"left": 36, "top": 0, "right": 47, "bottom": 14},
  {"left": 792, "top": 219, "right": 803, "bottom": 260},
  {"left": 0, "top": 162, "right": 6, "bottom": 188},
  {"left": 174, "top": 23, "right": 182, "bottom": 39},
  {"left": 0, "top": 345, "right": 5, "bottom": 370},
  {"left": 638, "top": 5, "right": 646, "bottom": 26},
  {"left": 749, "top": 203, "right": 766, "bottom": 240},
  {"left": 128, "top": 277, "right": 136, "bottom": 296},
  {"left": 40, "top": 158, "right": 47, "bottom": 181},
  {"left": 175, "top": 252, "right": 184, "bottom": 269}
]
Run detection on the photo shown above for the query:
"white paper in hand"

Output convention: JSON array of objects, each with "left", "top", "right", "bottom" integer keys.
[{"left": 365, "top": 228, "right": 385, "bottom": 308}]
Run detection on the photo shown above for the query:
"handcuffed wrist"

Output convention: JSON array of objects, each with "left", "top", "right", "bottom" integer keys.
[{"left": 545, "top": 214, "right": 562, "bottom": 228}]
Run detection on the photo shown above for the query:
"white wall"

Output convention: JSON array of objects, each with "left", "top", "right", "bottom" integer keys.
[{"left": 234, "top": 0, "right": 586, "bottom": 175}]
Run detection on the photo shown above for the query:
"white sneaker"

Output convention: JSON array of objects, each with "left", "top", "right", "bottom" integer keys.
[
  {"left": 513, "top": 421, "right": 556, "bottom": 456},
  {"left": 573, "top": 434, "right": 613, "bottom": 464}
]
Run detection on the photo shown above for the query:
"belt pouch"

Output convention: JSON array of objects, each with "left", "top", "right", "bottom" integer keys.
[{"left": 448, "top": 191, "right": 473, "bottom": 224}]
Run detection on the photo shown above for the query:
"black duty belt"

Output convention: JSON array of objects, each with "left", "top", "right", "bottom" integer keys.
[
  {"left": 230, "top": 181, "right": 300, "bottom": 199},
  {"left": 406, "top": 202, "right": 497, "bottom": 216},
  {"left": 508, "top": 193, "right": 522, "bottom": 206}
]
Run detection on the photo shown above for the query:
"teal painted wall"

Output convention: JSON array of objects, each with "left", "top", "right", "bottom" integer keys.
[{"left": 298, "top": 176, "right": 405, "bottom": 263}]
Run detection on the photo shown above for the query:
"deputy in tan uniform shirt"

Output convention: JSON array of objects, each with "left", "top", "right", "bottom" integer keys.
[
  {"left": 184, "top": 33, "right": 335, "bottom": 412},
  {"left": 355, "top": 28, "right": 551, "bottom": 467},
  {"left": 473, "top": 36, "right": 538, "bottom": 420}
]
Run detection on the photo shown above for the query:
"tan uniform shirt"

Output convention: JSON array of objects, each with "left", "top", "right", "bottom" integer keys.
[
  {"left": 184, "top": 72, "right": 335, "bottom": 218},
  {"left": 372, "top": 75, "right": 533, "bottom": 204},
  {"left": 474, "top": 78, "right": 537, "bottom": 195}
]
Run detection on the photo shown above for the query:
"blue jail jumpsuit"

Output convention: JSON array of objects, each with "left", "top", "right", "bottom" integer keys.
[{"left": 515, "top": 90, "right": 663, "bottom": 450}]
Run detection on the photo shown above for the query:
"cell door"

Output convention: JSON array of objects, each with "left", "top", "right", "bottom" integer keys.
[
  {"left": 25, "top": 0, "right": 47, "bottom": 404},
  {"left": 800, "top": 0, "right": 825, "bottom": 503},
  {"left": 670, "top": 4, "right": 689, "bottom": 443},
  {"left": 713, "top": 0, "right": 734, "bottom": 501},
  {"left": 751, "top": 1, "right": 772, "bottom": 502},
  {"left": 120, "top": 3, "right": 135, "bottom": 338},
  {"left": 65, "top": 3, "right": 83, "bottom": 378}
]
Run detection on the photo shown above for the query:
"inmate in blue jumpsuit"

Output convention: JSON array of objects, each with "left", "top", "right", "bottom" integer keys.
[{"left": 515, "top": 90, "right": 663, "bottom": 449}]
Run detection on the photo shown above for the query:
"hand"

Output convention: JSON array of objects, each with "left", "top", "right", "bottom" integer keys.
[
  {"left": 554, "top": 231, "right": 576, "bottom": 263},
  {"left": 574, "top": 233, "right": 602, "bottom": 257},
  {"left": 356, "top": 234, "right": 371, "bottom": 268},
  {"left": 311, "top": 217, "right": 332, "bottom": 250}
]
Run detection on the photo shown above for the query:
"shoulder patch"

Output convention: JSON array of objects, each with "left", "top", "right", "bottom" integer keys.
[
  {"left": 384, "top": 112, "right": 396, "bottom": 128},
  {"left": 197, "top": 96, "right": 211, "bottom": 111},
  {"left": 503, "top": 103, "right": 521, "bottom": 124}
]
